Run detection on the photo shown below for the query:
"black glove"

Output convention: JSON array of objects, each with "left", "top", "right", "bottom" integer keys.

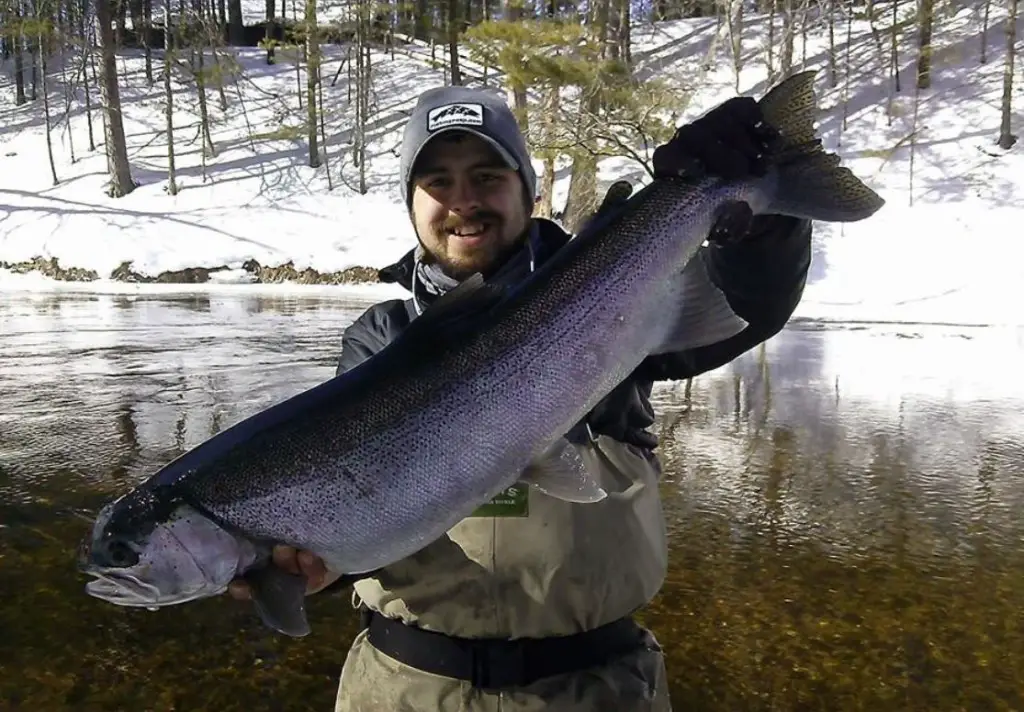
[
  {"left": 651, "top": 96, "right": 781, "bottom": 245},
  {"left": 652, "top": 96, "right": 780, "bottom": 182}
]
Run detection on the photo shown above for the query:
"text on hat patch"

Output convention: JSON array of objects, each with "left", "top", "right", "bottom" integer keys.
[{"left": 427, "top": 103, "right": 485, "bottom": 132}]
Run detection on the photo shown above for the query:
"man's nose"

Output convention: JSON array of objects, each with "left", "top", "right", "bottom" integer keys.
[{"left": 449, "top": 178, "right": 482, "bottom": 213}]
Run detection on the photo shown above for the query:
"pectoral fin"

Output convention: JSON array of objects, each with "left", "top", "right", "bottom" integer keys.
[
  {"left": 245, "top": 565, "right": 311, "bottom": 638},
  {"left": 519, "top": 438, "right": 607, "bottom": 504}
]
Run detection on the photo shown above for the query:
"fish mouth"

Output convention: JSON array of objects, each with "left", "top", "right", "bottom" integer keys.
[
  {"left": 83, "top": 569, "right": 163, "bottom": 607},
  {"left": 83, "top": 568, "right": 226, "bottom": 608}
]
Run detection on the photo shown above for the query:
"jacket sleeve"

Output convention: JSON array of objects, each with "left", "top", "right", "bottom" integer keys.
[
  {"left": 636, "top": 215, "right": 812, "bottom": 382},
  {"left": 335, "top": 301, "right": 402, "bottom": 376}
]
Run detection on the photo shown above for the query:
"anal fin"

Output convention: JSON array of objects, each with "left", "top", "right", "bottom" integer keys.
[
  {"left": 245, "top": 565, "right": 311, "bottom": 638},
  {"left": 650, "top": 250, "right": 748, "bottom": 355},
  {"left": 519, "top": 438, "right": 607, "bottom": 504}
]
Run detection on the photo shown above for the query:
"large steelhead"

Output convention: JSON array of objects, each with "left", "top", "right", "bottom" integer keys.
[{"left": 79, "top": 71, "right": 884, "bottom": 636}]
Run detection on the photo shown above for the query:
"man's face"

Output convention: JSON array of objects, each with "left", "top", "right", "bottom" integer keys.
[{"left": 410, "top": 131, "right": 531, "bottom": 279}]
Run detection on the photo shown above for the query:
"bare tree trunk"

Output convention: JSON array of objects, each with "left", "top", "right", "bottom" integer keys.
[
  {"left": 264, "top": 0, "right": 276, "bottom": 63},
  {"left": 618, "top": 0, "right": 631, "bottom": 66},
  {"left": 29, "top": 30, "right": 38, "bottom": 100},
  {"left": 143, "top": 0, "right": 153, "bottom": 83},
  {"left": 865, "top": 0, "right": 887, "bottom": 75},
  {"left": 415, "top": 0, "right": 429, "bottom": 40},
  {"left": 354, "top": 13, "right": 363, "bottom": 169},
  {"left": 884, "top": 0, "right": 901, "bottom": 91},
  {"left": 226, "top": 0, "right": 242, "bottom": 43},
  {"left": 538, "top": 84, "right": 559, "bottom": 218},
  {"left": 59, "top": 2, "right": 78, "bottom": 163},
  {"left": 306, "top": 0, "right": 321, "bottom": 167},
  {"left": 503, "top": 0, "right": 527, "bottom": 131},
  {"left": 194, "top": 11, "right": 215, "bottom": 162},
  {"left": 205, "top": 1, "right": 229, "bottom": 111},
  {"left": 883, "top": 1, "right": 898, "bottom": 124},
  {"left": 447, "top": 0, "right": 462, "bottom": 85},
  {"left": 97, "top": 0, "right": 136, "bottom": 196},
  {"left": 317, "top": 61, "right": 332, "bottom": 190},
  {"left": 13, "top": 3, "right": 27, "bottom": 105},
  {"left": 839, "top": 0, "right": 852, "bottom": 143},
  {"left": 729, "top": 0, "right": 744, "bottom": 91},
  {"left": 80, "top": 0, "right": 96, "bottom": 150},
  {"left": 909, "top": 77, "right": 921, "bottom": 204},
  {"left": 799, "top": 0, "right": 808, "bottom": 68},
  {"left": 88, "top": 9, "right": 102, "bottom": 147},
  {"left": 294, "top": 0, "right": 302, "bottom": 110},
  {"left": 981, "top": 0, "right": 992, "bottom": 63},
  {"left": 345, "top": 43, "right": 352, "bottom": 99},
  {"left": 164, "top": 0, "right": 177, "bottom": 194},
  {"left": 562, "top": 85, "right": 601, "bottom": 233},
  {"left": 827, "top": 0, "right": 836, "bottom": 87},
  {"left": 780, "top": 0, "right": 794, "bottom": 77},
  {"left": 916, "top": 0, "right": 934, "bottom": 89},
  {"left": 594, "top": 0, "right": 610, "bottom": 52},
  {"left": 353, "top": 4, "right": 369, "bottom": 193},
  {"left": 38, "top": 14, "right": 60, "bottom": 185},
  {"left": 232, "top": 70, "right": 256, "bottom": 151},
  {"left": 563, "top": 150, "right": 597, "bottom": 234},
  {"left": 482, "top": 0, "right": 490, "bottom": 84},
  {"left": 998, "top": 0, "right": 1019, "bottom": 149},
  {"left": 361, "top": 35, "right": 371, "bottom": 192},
  {"left": 115, "top": 0, "right": 126, "bottom": 47},
  {"left": 608, "top": 0, "right": 620, "bottom": 59}
]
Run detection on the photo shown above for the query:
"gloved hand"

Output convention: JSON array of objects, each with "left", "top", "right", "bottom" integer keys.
[
  {"left": 652, "top": 96, "right": 780, "bottom": 182},
  {"left": 651, "top": 96, "right": 782, "bottom": 245},
  {"left": 579, "top": 95, "right": 782, "bottom": 244}
]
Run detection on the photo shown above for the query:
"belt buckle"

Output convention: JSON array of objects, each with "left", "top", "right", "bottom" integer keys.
[{"left": 469, "top": 639, "right": 529, "bottom": 691}]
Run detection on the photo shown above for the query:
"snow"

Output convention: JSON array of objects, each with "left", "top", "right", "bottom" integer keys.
[{"left": 1, "top": 6, "right": 1023, "bottom": 327}]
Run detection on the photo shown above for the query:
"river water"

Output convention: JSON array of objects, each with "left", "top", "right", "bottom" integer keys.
[{"left": 2, "top": 291, "right": 1023, "bottom": 711}]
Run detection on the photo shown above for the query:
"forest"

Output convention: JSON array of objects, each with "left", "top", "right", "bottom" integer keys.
[{"left": 0, "top": 0, "right": 1018, "bottom": 231}]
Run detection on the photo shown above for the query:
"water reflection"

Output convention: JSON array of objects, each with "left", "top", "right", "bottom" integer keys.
[{"left": 1, "top": 294, "right": 1022, "bottom": 710}]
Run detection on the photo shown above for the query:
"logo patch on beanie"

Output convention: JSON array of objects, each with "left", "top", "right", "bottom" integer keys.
[{"left": 427, "top": 103, "right": 484, "bottom": 132}]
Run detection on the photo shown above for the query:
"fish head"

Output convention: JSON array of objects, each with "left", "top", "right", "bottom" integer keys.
[{"left": 79, "top": 487, "right": 258, "bottom": 608}]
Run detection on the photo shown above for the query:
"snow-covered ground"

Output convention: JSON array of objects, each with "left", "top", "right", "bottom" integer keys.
[{"left": 1, "top": 6, "right": 1022, "bottom": 326}]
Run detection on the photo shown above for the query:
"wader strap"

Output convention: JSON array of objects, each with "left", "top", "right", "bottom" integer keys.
[{"left": 363, "top": 611, "right": 648, "bottom": 691}]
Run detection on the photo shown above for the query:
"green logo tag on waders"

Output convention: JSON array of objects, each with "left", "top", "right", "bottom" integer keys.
[{"left": 470, "top": 484, "right": 529, "bottom": 517}]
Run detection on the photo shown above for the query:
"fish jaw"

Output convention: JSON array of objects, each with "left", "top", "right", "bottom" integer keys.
[
  {"left": 80, "top": 502, "right": 260, "bottom": 609},
  {"left": 84, "top": 570, "right": 213, "bottom": 608}
]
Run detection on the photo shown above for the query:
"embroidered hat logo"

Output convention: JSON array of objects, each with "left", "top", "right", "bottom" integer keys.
[{"left": 427, "top": 103, "right": 485, "bottom": 132}]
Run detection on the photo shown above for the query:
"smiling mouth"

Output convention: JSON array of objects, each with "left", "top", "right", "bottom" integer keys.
[{"left": 448, "top": 221, "right": 490, "bottom": 240}]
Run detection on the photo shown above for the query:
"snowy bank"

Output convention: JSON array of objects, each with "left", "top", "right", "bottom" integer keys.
[{"left": 2, "top": 10, "right": 1023, "bottom": 327}]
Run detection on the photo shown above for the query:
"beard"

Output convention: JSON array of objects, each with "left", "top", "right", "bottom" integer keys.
[{"left": 426, "top": 211, "right": 524, "bottom": 280}]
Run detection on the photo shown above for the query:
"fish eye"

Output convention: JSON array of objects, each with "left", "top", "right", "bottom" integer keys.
[{"left": 103, "top": 538, "right": 140, "bottom": 568}]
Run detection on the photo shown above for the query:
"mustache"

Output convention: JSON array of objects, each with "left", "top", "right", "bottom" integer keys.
[{"left": 438, "top": 212, "right": 500, "bottom": 232}]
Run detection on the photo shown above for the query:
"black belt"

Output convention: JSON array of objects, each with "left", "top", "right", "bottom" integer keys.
[{"left": 363, "top": 610, "right": 648, "bottom": 690}]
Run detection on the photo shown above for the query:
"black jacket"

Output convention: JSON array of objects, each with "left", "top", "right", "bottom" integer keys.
[{"left": 336, "top": 214, "right": 812, "bottom": 450}]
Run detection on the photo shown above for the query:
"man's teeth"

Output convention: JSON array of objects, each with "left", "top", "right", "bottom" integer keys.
[{"left": 451, "top": 223, "right": 487, "bottom": 237}]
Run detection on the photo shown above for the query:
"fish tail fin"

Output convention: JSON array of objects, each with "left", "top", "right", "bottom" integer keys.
[{"left": 758, "top": 70, "right": 885, "bottom": 222}]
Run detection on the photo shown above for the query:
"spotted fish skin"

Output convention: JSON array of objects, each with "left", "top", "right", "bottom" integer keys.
[{"left": 80, "top": 70, "right": 883, "bottom": 636}]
